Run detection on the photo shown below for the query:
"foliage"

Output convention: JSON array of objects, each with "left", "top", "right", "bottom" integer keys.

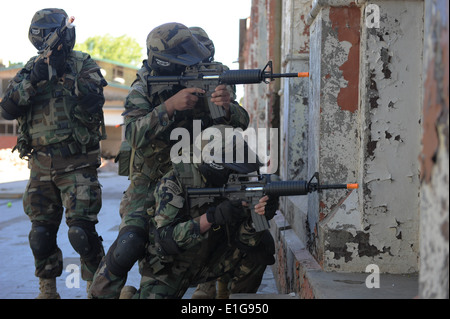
[{"left": 74, "top": 34, "right": 144, "bottom": 66}]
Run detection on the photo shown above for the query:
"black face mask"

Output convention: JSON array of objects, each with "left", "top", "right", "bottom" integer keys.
[
  {"left": 199, "top": 162, "right": 232, "bottom": 187},
  {"left": 150, "top": 57, "right": 186, "bottom": 76}
]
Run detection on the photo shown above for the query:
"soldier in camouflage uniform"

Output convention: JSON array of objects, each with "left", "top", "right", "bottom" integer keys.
[
  {"left": 0, "top": 8, "right": 107, "bottom": 299},
  {"left": 122, "top": 126, "right": 276, "bottom": 299},
  {"left": 189, "top": 25, "right": 240, "bottom": 299},
  {"left": 88, "top": 22, "right": 250, "bottom": 298}
]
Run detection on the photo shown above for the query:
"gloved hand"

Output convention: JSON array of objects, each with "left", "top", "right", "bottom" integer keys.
[
  {"left": 264, "top": 195, "right": 279, "bottom": 221},
  {"left": 48, "top": 49, "right": 67, "bottom": 77},
  {"left": 206, "top": 200, "right": 243, "bottom": 225},
  {"left": 30, "top": 59, "right": 49, "bottom": 85}
]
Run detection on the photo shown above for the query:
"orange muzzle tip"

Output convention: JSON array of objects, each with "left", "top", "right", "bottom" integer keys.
[
  {"left": 347, "top": 183, "right": 359, "bottom": 189},
  {"left": 298, "top": 72, "right": 309, "bottom": 78}
]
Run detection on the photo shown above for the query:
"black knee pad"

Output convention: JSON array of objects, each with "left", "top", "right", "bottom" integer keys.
[
  {"left": 29, "top": 224, "right": 58, "bottom": 259},
  {"left": 68, "top": 221, "right": 103, "bottom": 262},
  {"left": 106, "top": 226, "right": 147, "bottom": 277},
  {"left": 68, "top": 226, "right": 92, "bottom": 257}
]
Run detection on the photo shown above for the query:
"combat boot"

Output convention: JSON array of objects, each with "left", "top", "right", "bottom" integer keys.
[
  {"left": 86, "top": 281, "right": 92, "bottom": 294},
  {"left": 119, "top": 286, "right": 137, "bottom": 299},
  {"left": 36, "top": 278, "right": 61, "bottom": 299},
  {"left": 216, "top": 279, "right": 230, "bottom": 299},
  {"left": 191, "top": 280, "right": 216, "bottom": 299}
]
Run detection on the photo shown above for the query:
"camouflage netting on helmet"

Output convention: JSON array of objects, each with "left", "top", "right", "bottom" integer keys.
[{"left": 146, "top": 22, "right": 210, "bottom": 74}]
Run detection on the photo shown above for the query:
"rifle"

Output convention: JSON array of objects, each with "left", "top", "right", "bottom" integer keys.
[
  {"left": 34, "top": 16, "right": 75, "bottom": 80},
  {"left": 147, "top": 61, "right": 309, "bottom": 119},
  {"left": 186, "top": 172, "right": 358, "bottom": 232}
]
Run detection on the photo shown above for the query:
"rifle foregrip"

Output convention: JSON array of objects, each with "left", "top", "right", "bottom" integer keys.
[
  {"left": 264, "top": 181, "right": 309, "bottom": 196},
  {"left": 220, "top": 70, "right": 263, "bottom": 84}
]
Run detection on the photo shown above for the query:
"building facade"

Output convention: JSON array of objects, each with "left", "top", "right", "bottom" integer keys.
[{"left": 240, "top": 0, "right": 448, "bottom": 298}]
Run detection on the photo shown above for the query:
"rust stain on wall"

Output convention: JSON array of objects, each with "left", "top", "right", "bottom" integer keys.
[
  {"left": 420, "top": 5, "right": 449, "bottom": 184},
  {"left": 300, "top": 277, "right": 315, "bottom": 299},
  {"left": 421, "top": 59, "right": 441, "bottom": 184},
  {"left": 329, "top": 7, "right": 361, "bottom": 113}
]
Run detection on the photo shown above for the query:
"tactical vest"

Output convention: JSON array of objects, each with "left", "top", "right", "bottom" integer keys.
[
  {"left": 117, "top": 63, "right": 212, "bottom": 179},
  {"left": 24, "top": 51, "right": 103, "bottom": 155}
]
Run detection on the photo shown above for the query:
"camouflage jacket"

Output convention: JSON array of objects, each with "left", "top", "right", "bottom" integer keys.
[
  {"left": 149, "top": 164, "right": 261, "bottom": 258},
  {"left": 2, "top": 51, "right": 107, "bottom": 158},
  {"left": 122, "top": 61, "right": 250, "bottom": 177}
]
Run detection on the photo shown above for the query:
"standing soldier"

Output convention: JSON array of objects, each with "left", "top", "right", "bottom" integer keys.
[
  {"left": 0, "top": 8, "right": 107, "bottom": 299},
  {"left": 88, "top": 22, "right": 250, "bottom": 298}
]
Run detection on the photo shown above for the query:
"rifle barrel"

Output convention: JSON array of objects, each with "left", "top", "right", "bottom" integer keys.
[
  {"left": 318, "top": 183, "right": 359, "bottom": 190},
  {"left": 271, "top": 72, "right": 309, "bottom": 79}
]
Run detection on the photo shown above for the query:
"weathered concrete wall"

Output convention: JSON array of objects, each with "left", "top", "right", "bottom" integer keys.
[
  {"left": 242, "top": 0, "right": 448, "bottom": 297},
  {"left": 419, "top": 0, "right": 449, "bottom": 299},
  {"left": 275, "top": 0, "right": 312, "bottom": 293},
  {"left": 279, "top": 0, "right": 311, "bottom": 253},
  {"left": 242, "top": 0, "right": 282, "bottom": 174},
  {"left": 359, "top": 0, "right": 423, "bottom": 274},
  {"left": 242, "top": 0, "right": 270, "bottom": 131},
  {"left": 308, "top": 0, "right": 423, "bottom": 273},
  {"left": 308, "top": 3, "right": 363, "bottom": 270}
]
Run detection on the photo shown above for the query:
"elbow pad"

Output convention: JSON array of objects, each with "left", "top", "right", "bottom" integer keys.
[{"left": 0, "top": 98, "right": 26, "bottom": 120}]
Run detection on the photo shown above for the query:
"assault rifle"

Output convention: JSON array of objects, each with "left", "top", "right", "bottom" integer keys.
[
  {"left": 147, "top": 61, "right": 309, "bottom": 119},
  {"left": 34, "top": 16, "right": 75, "bottom": 80},
  {"left": 186, "top": 172, "right": 359, "bottom": 232}
]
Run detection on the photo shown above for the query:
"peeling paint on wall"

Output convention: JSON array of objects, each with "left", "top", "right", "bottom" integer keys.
[
  {"left": 360, "top": 0, "right": 423, "bottom": 274},
  {"left": 329, "top": 7, "right": 361, "bottom": 113}
]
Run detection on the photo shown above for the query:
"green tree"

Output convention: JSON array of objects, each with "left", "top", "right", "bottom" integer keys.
[{"left": 75, "top": 34, "right": 144, "bottom": 66}]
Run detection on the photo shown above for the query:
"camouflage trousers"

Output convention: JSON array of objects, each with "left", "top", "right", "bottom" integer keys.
[
  {"left": 23, "top": 151, "right": 104, "bottom": 281},
  {"left": 130, "top": 227, "right": 266, "bottom": 299},
  {"left": 89, "top": 171, "right": 156, "bottom": 298}
]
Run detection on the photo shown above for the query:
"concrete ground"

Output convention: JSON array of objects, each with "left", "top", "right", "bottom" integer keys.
[{"left": 0, "top": 170, "right": 279, "bottom": 299}]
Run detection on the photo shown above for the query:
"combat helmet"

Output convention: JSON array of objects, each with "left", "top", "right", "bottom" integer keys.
[
  {"left": 189, "top": 26, "right": 215, "bottom": 62},
  {"left": 146, "top": 22, "right": 211, "bottom": 75},
  {"left": 28, "top": 8, "right": 75, "bottom": 53},
  {"left": 196, "top": 125, "right": 262, "bottom": 187}
]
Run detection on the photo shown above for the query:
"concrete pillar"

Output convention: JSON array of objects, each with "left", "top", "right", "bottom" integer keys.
[
  {"left": 275, "top": 0, "right": 312, "bottom": 293},
  {"left": 278, "top": 0, "right": 311, "bottom": 251},
  {"left": 242, "top": 0, "right": 271, "bottom": 131},
  {"left": 242, "top": 0, "right": 282, "bottom": 175},
  {"left": 419, "top": 0, "right": 449, "bottom": 299},
  {"left": 308, "top": 0, "right": 423, "bottom": 273}
]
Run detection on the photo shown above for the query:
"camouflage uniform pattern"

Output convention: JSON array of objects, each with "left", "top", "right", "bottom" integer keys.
[
  {"left": 89, "top": 23, "right": 250, "bottom": 299},
  {"left": 24, "top": 153, "right": 103, "bottom": 279},
  {"left": 2, "top": 50, "right": 107, "bottom": 281},
  {"left": 131, "top": 166, "right": 266, "bottom": 299},
  {"left": 110, "top": 55, "right": 249, "bottom": 231},
  {"left": 89, "top": 64, "right": 250, "bottom": 298}
]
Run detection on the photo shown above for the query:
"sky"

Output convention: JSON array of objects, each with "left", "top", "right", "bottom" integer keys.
[{"left": 0, "top": 0, "right": 252, "bottom": 69}]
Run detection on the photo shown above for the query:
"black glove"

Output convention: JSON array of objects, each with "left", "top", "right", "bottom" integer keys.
[
  {"left": 30, "top": 59, "right": 49, "bottom": 85},
  {"left": 48, "top": 49, "right": 67, "bottom": 77},
  {"left": 264, "top": 195, "right": 279, "bottom": 221},
  {"left": 206, "top": 200, "right": 243, "bottom": 225}
]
